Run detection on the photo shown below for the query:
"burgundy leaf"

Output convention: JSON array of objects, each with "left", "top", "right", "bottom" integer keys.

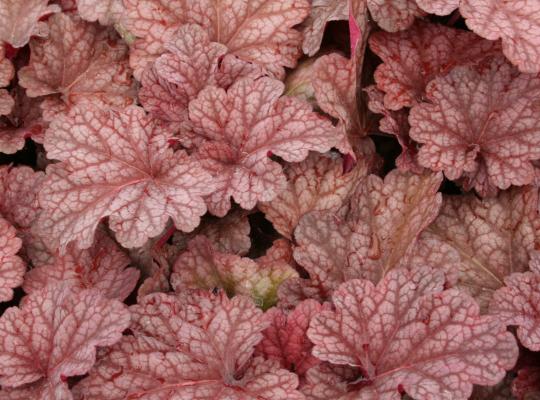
[{"left": 513, "top": 366, "right": 540, "bottom": 400}]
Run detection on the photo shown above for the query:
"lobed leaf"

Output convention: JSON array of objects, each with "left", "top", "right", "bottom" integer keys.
[
  {"left": 293, "top": 170, "right": 442, "bottom": 294},
  {"left": 259, "top": 153, "right": 366, "bottom": 239},
  {"left": 0, "top": 217, "right": 25, "bottom": 302},
  {"left": 415, "top": 187, "right": 540, "bottom": 309},
  {"left": 189, "top": 77, "right": 343, "bottom": 216},
  {"left": 302, "top": 0, "right": 349, "bottom": 56},
  {"left": 0, "top": 284, "right": 130, "bottom": 397},
  {"left": 18, "top": 13, "right": 134, "bottom": 114},
  {"left": 0, "top": 0, "right": 60, "bottom": 48},
  {"left": 409, "top": 56, "right": 540, "bottom": 195},
  {"left": 23, "top": 229, "right": 139, "bottom": 300},
  {"left": 77, "top": 0, "right": 124, "bottom": 25},
  {"left": 489, "top": 252, "right": 540, "bottom": 351},
  {"left": 370, "top": 21, "right": 499, "bottom": 110},
  {"left": 74, "top": 291, "right": 304, "bottom": 399},
  {"left": 461, "top": 0, "right": 540, "bottom": 73},
  {"left": 257, "top": 299, "right": 328, "bottom": 376},
  {"left": 308, "top": 267, "right": 519, "bottom": 399},
  {"left": 122, "top": 0, "right": 309, "bottom": 79},
  {"left": 36, "top": 104, "right": 215, "bottom": 250}
]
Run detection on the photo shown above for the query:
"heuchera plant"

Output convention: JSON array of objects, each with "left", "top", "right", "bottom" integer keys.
[{"left": 0, "top": 1, "right": 540, "bottom": 399}]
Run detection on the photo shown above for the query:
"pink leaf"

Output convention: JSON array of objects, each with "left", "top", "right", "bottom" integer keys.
[
  {"left": 461, "top": 0, "right": 540, "bottom": 73},
  {"left": 416, "top": 186, "right": 540, "bottom": 309},
  {"left": 302, "top": 0, "right": 349, "bottom": 56},
  {"left": 370, "top": 21, "right": 500, "bottom": 111},
  {"left": 36, "top": 104, "right": 216, "bottom": 250},
  {"left": 367, "top": 0, "right": 424, "bottom": 33},
  {"left": 23, "top": 229, "right": 139, "bottom": 301},
  {"left": 188, "top": 77, "right": 342, "bottom": 216},
  {"left": 0, "top": 284, "right": 130, "bottom": 396},
  {"left": 277, "top": 278, "right": 326, "bottom": 309},
  {"left": 257, "top": 300, "right": 328, "bottom": 375},
  {"left": 0, "top": 44, "right": 14, "bottom": 87},
  {"left": 284, "top": 58, "right": 317, "bottom": 104},
  {"left": 409, "top": 56, "right": 540, "bottom": 195},
  {"left": 489, "top": 252, "right": 540, "bottom": 351},
  {"left": 308, "top": 267, "right": 519, "bottom": 399},
  {"left": 139, "top": 24, "right": 264, "bottom": 149},
  {"left": 415, "top": 0, "right": 458, "bottom": 15},
  {"left": 75, "top": 291, "right": 303, "bottom": 399},
  {"left": 138, "top": 23, "right": 226, "bottom": 137},
  {"left": 0, "top": 217, "right": 25, "bottom": 302},
  {"left": 0, "top": 87, "right": 45, "bottom": 154},
  {"left": 0, "top": 89, "right": 14, "bottom": 117},
  {"left": 171, "top": 210, "right": 252, "bottom": 255},
  {"left": 0, "top": 166, "right": 44, "bottom": 229},
  {"left": 260, "top": 153, "right": 366, "bottom": 239},
  {"left": 311, "top": 2, "right": 369, "bottom": 154},
  {"left": 293, "top": 170, "right": 442, "bottom": 294},
  {"left": 312, "top": 52, "right": 367, "bottom": 154},
  {"left": 77, "top": 0, "right": 124, "bottom": 25},
  {"left": 0, "top": 44, "right": 14, "bottom": 118},
  {"left": 0, "top": 0, "right": 60, "bottom": 48},
  {"left": 122, "top": 0, "right": 309, "bottom": 79},
  {"left": 18, "top": 13, "right": 134, "bottom": 111},
  {"left": 301, "top": 363, "right": 359, "bottom": 400}
]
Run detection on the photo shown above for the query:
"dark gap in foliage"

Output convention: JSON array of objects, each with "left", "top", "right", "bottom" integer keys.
[
  {"left": 370, "top": 133, "right": 401, "bottom": 175},
  {"left": 0, "top": 139, "right": 36, "bottom": 167},
  {"left": 247, "top": 211, "right": 279, "bottom": 259},
  {"left": 439, "top": 178, "right": 463, "bottom": 195},
  {"left": 0, "top": 287, "right": 24, "bottom": 315}
]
